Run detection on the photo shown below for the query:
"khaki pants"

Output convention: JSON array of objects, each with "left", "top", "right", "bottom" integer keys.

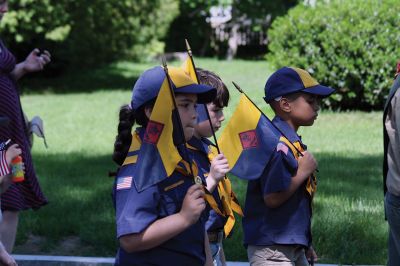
[{"left": 247, "top": 245, "right": 309, "bottom": 266}]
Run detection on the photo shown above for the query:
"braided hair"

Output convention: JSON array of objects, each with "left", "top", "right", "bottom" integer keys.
[{"left": 112, "top": 101, "right": 153, "bottom": 166}]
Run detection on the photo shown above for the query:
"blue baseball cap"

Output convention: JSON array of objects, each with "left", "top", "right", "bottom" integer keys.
[
  {"left": 196, "top": 104, "right": 209, "bottom": 124},
  {"left": 264, "top": 67, "right": 335, "bottom": 102},
  {"left": 131, "top": 66, "right": 216, "bottom": 110}
]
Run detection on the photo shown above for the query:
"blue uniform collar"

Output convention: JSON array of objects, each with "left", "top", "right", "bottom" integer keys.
[
  {"left": 188, "top": 136, "right": 212, "bottom": 155},
  {"left": 135, "top": 127, "right": 146, "bottom": 141},
  {"left": 272, "top": 116, "right": 301, "bottom": 143}
]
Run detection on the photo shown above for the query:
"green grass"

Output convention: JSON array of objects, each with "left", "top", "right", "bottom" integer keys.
[{"left": 15, "top": 59, "right": 386, "bottom": 264}]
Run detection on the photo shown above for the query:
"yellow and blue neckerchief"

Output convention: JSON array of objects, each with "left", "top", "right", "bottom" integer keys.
[
  {"left": 279, "top": 137, "right": 317, "bottom": 198},
  {"left": 188, "top": 137, "right": 243, "bottom": 237}
]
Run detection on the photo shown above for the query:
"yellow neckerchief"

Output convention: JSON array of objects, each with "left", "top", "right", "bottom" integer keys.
[
  {"left": 122, "top": 132, "right": 141, "bottom": 166},
  {"left": 186, "top": 143, "right": 225, "bottom": 217},
  {"left": 123, "top": 131, "right": 220, "bottom": 212},
  {"left": 208, "top": 145, "right": 244, "bottom": 238},
  {"left": 279, "top": 136, "right": 317, "bottom": 197}
]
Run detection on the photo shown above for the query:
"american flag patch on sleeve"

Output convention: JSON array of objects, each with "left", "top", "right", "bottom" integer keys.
[
  {"left": 276, "top": 143, "right": 288, "bottom": 155},
  {"left": 116, "top": 176, "right": 133, "bottom": 190},
  {"left": 0, "top": 150, "right": 10, "bottom": 176}
]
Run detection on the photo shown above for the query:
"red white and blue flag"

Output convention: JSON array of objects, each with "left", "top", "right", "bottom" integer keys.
[
  {"left": 0, "top": 150, "right": 10, "bottom": 176},
  {"left": 116, "top": 176, "right": 133, "bottom": 191}
]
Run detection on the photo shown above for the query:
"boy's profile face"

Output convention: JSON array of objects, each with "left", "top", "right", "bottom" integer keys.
[
  {"left": 176, "top": 93, "right": 198, "bottom": 141},
  {"left": 285, "top": 92, "right": 321, "bottom": 127},
  {"left": 194, "top": 103, "right": 225, "bottom": 138}
]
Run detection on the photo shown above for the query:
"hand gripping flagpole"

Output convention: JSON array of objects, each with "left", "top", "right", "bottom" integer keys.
[
  {"left": 161, "top": 56, "right": 202, "bottom": 185},
  {"left": 185, "top": 39, "right": 221, "bottom": 154},
  {"left": 186, "top": 39, "right": 233, "bottom": 200},
  {"left": 231, "top": 81, "right": 304, "bottom": 157}
]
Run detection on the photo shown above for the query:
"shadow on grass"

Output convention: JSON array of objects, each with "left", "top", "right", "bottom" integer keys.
[
  {"left": 313, "top": 152, "right": 386, "bottom": 265},
  {"left": 316, "top": 152, "right": 383, "bottom": 199},
  {"left": 15, "top": 152, "right": 118, "bottom": 256},
  {"left": 19, "top": 63, "right": 146, "bottom": 94}
]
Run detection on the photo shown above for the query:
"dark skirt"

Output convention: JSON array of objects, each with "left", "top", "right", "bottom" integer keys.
[{"left": 0, "top": 40, "right": 48, "bottom": 211}]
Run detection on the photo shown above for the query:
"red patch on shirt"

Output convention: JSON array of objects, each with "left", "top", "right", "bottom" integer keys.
[
  {"left": 239, "top": 130, "right": 259, "bottom": 149},
  {"left": 144, "top": 121, "right": 164, "bottom": 145}
]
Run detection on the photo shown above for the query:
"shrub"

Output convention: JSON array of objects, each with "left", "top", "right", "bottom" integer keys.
[
  {"left": 267, "top": 0, "right": 400, "bottom": 110},
  {"left": 1, "top": 0, "right": 179, "bottom": 69}
]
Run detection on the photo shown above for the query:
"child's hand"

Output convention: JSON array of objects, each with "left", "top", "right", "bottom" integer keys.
[
  {"left": 206, "top": 153, "right": 229, "bottom": 192},
  {"left": 179, "top": 184, "right": 205, "bottom": 226},
  {"left": 5, "top": 144, "right": 21, "bottom": 165},
  {"left": 209, "top": 153, "right": 229, "bottom": 183},
  {"left": 297, "top": 151, "right": 317, "bottom": 180}
]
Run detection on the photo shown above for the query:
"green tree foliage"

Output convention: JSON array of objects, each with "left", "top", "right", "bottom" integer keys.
[
  {"left": 165, "top": 0, "right": 298, "bottom": 58},
  {"left": 1, "top": 0, "right": 179, "bottom": 69},
  {"left": 267, "top": 0, "right": 400, "bottom": 110},
  {"left": 233, "top": 0, "right": 298, "bottom": 27},
  {"left": 165, "top": 0, "right": 219, "bottom": 55}
]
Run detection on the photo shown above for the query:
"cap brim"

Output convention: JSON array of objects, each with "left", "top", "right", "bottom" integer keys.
[
  {"left": 175, "top": 84, "right": 216, "bottom": 104},
  {"left": 302, "top": 84, "right": 335, "bottom": 98},
  {"left": 0, "top": 116, "right": 9, "bottom": 127}
]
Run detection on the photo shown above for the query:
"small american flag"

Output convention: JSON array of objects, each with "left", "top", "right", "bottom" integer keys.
[
  {"left": 276, "top": 143, "right": 288, "bottom": 155},
  {"left": 0, "top": 150, "right": 10, "bottom": 176},
  {"left": 116, "top": 176, "right": 133, "bottom": 190}
]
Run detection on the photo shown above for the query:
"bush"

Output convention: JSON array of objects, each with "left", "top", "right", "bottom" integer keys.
[
  {"left": 1, "top": 0, "right": 179, "bottom": 70},
  {"left": 266, "top": 0, "right": 400, "bottom": 110}
]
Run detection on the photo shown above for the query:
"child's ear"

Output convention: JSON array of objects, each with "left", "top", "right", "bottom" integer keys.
[
  {"left": 279, "top": 98, "right": 292, "bottom": 113},
  {"left": 144, "top": 106, "right": 153, "bottom": 119}
]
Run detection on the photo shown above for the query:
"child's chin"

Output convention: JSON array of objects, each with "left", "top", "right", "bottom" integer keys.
[{"left": 184, "top": 129, "right": 194, "bottom": 141}]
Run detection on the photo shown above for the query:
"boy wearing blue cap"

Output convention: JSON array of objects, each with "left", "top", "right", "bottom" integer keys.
[
  {"left": 112, "top": 66, "right": 218, "bottom": 265},
  {"left": 243, "top": 67, "right": 334, "bottom": 265},
  {"left": 188, "top": 69, "right": 238, "bottom": 266}
]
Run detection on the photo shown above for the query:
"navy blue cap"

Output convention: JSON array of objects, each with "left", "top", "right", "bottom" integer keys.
[
  {"left": 131, "top": 66, "right": 216, "bottom": 110},
  {"left": 264, "top": 67, "right": 335, "bottom": 102}
]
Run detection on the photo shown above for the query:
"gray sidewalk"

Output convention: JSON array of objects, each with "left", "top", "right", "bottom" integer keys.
[{"left": 12, "top": 254, "right": 380, "bottom": 266}]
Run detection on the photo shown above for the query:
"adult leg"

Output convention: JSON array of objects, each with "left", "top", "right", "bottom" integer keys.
[
  {"left": 0, "top": 211, "right": 19, "bottom": 252},
  {"left": 385, "top": 192, "right": 400, "bottom": 266}
]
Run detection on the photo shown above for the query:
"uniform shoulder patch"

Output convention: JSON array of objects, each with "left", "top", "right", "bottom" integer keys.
[
  {"left": 116, "top": 176, "right": 133, "bottom": 190},
  {"left": 276, "top": 142, "right": 289, "bottom": 155},
  {"left": 239, "top": 130, "right": 259, "bottom": 149},
  {"left": 144, "top": 120, "right": 164, "bottom": 145}
]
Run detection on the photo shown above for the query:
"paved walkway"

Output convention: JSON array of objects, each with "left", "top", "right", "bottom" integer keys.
[{"left": 12, "top": 254, "right": 383, "bottom": 266}]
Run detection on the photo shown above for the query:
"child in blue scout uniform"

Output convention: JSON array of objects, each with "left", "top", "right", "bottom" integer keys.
[
  {"left": 243, "top": 67, "right": 335, "bottom": 265},
  {"left": 112, "top": 66, "right": 217, "bottom": 266},
  {"left": 188, "top": 69, "right": 242, "bottom": 266}
]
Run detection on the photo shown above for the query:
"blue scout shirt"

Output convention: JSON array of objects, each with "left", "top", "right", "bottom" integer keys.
[
  {"left": 242, "top": 116, "right": 312, "bottom": 248},
  {"left": 188, "top": 137, "right": 226, "bottom": 233},
  {"left": 113, "top": 129, "right": 209, "bottom": 266}
]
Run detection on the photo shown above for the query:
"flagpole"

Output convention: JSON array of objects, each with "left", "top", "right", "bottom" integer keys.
[
  {"left": 231, "top": 81, "right": 304, "bottom": 157},
  {"left": 162, "top": 57, "right": 202, "bottom": 184},
  {"left": 185, "top": 39, "right": 221, "bottom": 154}
]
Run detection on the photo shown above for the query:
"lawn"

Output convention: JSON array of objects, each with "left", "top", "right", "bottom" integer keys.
[{"left": 14, "top": 58, "right": 387, "bottom": 264}]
